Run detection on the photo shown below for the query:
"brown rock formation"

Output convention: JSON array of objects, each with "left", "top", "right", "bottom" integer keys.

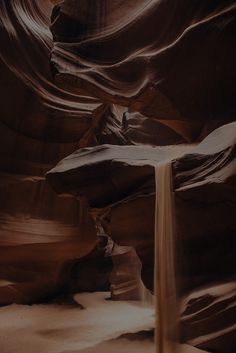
[
  {"left": 47, "top": 122, "right": 236, "bottom": 279},
  {"left": 50, "top": 0, "right": 236, "bottom": 128},
  {"left": 180, "top": 282, "right": 236, "bottom": 353},
  {"left": 1, "top": 2, "right": 236, "bottom": 352},
  {"left": 0, "top": 0, "right": 101, "bottom": 305},
  {"left": 1, "top": 5, "right": 187, "bottom": 300},
  {"left": 47, "top": 122, "right": 236, "bottom": 351}
]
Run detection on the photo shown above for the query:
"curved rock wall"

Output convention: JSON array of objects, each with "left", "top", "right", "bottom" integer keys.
[
  {"left": 51, "top": 0, "right": 236, "bottom": 126},
  {"left": 1, "top": 6, "right": 236, "bottom": 353},
  {"left": 0, "top": 0, "right": 99, "bottom": 305},
  {"left": 47, "top": 122, "right": 236, "bottom": 351}
]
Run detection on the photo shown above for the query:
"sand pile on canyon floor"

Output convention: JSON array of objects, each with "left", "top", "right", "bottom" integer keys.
[{"left": 0, "top": 292, "right": 206, "bottom": 353}]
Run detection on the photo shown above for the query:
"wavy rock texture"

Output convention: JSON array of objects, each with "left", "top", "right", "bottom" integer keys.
[
  {"left": 0, "top": 0, "right": 100, "bottom": 305},
  {"left": 47, "top": 122, "right": 236, "bottom": 282},
  {"left": 47, "top": 122, "right": 236, "bottom": 267},
  {"left": 180, "top": 282, "right": 236, "bottom": 353},
  {"left": 0, "top": 0, "right": 188, "bottom": 306},
  {"left": 51, "top": 0, "right": 236, "bottom": 127},
  {"left": 1, "top": 1, "right": 236, "bottom": 352},
  {"left": 47, "top": 122, "right": 236, "bottom": 352}
]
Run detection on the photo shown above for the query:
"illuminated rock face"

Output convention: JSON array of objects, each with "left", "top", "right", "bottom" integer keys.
[
  {"left": 180, "top": 282, "right": 236, "bottom": 352},
  {"left": 47, "top": 122, "right": 236, "bottom": 351},
  {"left": 1, "top": 0, "right": 236, "bottom": 153},
  {"left": 47, "top": 122, "right": 236, "bottom": 289},
  {"left": 50, "top": 0, "right": 236, "bottom": 125},
  {"left": 0, "top": 2, "right": 236, "bottom": 351},
  {"left": 0, "top": 0, "right": 99, "bottom": 305}
]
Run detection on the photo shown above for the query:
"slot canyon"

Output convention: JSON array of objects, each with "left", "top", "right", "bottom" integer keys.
[{"left": 0, "top": 1, "right": 236, "bottom": 353}]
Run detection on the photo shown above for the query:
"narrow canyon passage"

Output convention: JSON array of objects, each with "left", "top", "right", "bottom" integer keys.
[{"left": 0, "top": 1, "right": 236, "bottom": 353}]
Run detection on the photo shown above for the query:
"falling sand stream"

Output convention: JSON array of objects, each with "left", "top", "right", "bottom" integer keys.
[
  {"left": 155, "top": 162, "right": 178, "bottom": 353},
  {"left": 154, "top": 145, "right": 195, "bottom": 353}
]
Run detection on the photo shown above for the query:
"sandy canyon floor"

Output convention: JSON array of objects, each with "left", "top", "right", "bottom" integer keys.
[{"left": 0, "top": 292, "right": 208, "bottom": 353}]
